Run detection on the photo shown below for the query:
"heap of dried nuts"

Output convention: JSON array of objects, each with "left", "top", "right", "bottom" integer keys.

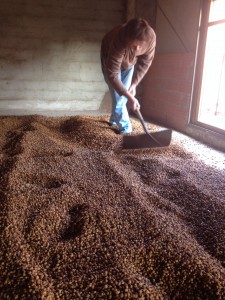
[{"left": 0, "top": 115, "right": 224, "bottom": 299}]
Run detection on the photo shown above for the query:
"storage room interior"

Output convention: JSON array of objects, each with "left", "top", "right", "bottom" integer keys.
[{"left": 0, "top": 0, "right": 224, "bottom": 299}]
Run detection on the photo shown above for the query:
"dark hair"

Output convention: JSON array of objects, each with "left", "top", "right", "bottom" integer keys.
[{"left": 123, "top": 18, "right": 152, "bottom": 42}]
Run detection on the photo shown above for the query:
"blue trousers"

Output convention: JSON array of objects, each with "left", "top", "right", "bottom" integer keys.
[{"left": 105, "top": 66, "right": 134, "bottom": 133}]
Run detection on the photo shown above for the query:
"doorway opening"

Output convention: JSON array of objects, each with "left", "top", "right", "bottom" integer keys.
[{"left": 192, "top": 0, "right": 225, "bottom": 133}]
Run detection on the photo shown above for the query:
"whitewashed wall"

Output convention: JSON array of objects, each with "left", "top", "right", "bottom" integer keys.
[{"left": 0, "top": 0, "right": 124, "bottom": 114}]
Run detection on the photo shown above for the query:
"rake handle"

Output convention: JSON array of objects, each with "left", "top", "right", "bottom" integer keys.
[
  {"left": 135, "top": 109, "right": 149, "bottom": 135},
  {"left": 135, "top": 109, "right": 163, "bottom": 146}
]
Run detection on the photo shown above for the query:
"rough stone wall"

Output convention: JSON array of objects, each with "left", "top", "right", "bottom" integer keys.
[{"left": 0, "top": 0, "right": 124, "bottom": 113}]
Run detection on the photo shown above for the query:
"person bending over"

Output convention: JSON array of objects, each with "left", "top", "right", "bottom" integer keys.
[{"left": 100, "top": 18, "right": 156, "bottom": 134}]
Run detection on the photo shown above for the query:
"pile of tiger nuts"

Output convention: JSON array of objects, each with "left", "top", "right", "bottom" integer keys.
[{"left": 0, "top": 115, "right": 224, "bottom": 299}]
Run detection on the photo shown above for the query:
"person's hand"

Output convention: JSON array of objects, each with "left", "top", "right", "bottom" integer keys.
[
  {"left": 124, "top": 90, "right": 140, "bottom": 112},
  {"left": 128, "top": 84, "right": 137, "bottom": 97},
  {"left": 128, "top": 94, "right": 140, "bottom": 112}
]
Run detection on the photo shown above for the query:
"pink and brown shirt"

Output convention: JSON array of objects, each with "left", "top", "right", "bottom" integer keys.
[{"left": 101, "top": 24, "right": 156, "bottom": 96}]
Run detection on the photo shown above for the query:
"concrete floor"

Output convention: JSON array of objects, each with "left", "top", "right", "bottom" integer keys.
[{"left": 172, "top": 131, "right": 225, "bottom": 171}]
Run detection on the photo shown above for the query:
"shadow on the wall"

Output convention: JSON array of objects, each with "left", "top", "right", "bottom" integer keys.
[{"left": 99, "top": 91, "right": 112, "bottom": 113}]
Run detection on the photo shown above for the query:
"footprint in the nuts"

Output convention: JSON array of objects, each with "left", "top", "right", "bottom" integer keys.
[
  {"left": 23, "top": 174, "right": 66, "bottom": 189},
  {"left": 61, "top": 204, "right": 90, "bottom": 240}
]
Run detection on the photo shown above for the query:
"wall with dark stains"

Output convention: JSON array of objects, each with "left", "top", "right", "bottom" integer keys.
[{"left": 0, "top": 0, "right": 125, "bottom": 114}]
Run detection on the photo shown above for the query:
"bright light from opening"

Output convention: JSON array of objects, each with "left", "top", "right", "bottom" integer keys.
[
  {"left": 198, "top": 0, "right": 225, "bottom": 130},
  {"left": 209, "top": 0, "right": 225, "bottom": 22}
]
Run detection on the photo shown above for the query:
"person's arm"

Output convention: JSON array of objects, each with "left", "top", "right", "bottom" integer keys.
[
  {"left": 105, "top": 39, "right": 141, "bottom": 111},
  {"left": 106, "top": 56, "right": 140, "bottom": 111},
  {"left": 130, "top": 37, "right": 156, "bottom": 92},
  {"left": 105, "top": 43, "right": 127, "bottom": 96}
]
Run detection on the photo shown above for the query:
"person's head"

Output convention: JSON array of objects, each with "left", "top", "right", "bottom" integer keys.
[
  {"left": 123, "top": 18, "right": 152, "bottom": 43},
  {"left": 123, "top": 18, "right": 153, "bottom": 51}
]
